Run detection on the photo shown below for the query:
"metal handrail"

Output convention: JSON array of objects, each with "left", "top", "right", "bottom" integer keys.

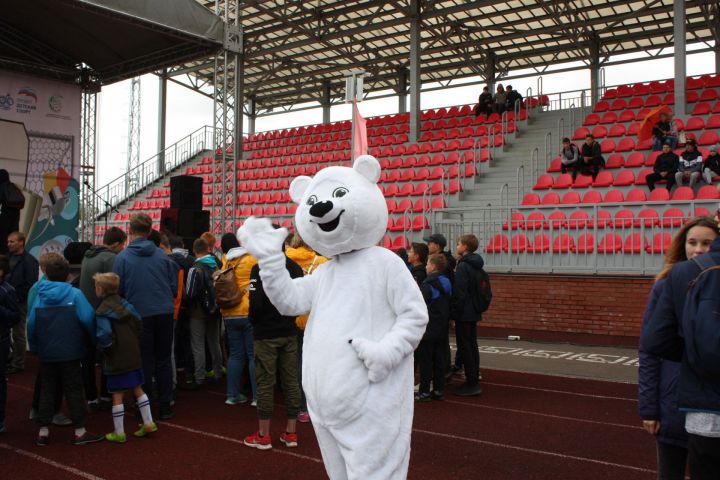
[
  {"left": 95, "top": 125, "right": 215, "bottom": 215},
  {"left": 516, "top": 164, "right": 524, "bottom": 208},
  {"left": 557, "top": 117, "right": 565, "bottom": 143},
  {"left": 543, "top": 131, "right": 553, "bottom": 171},
  {"left": 529, "top": 147, "right": 539, "bottom": 189}
]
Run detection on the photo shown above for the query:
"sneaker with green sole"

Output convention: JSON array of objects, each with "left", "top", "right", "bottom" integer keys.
[
  {"left": 105, "top": 432, "right": 127, "bottom": 443},
  {"left": 134, "top": 422, "right": 158, "bottom": 438}
]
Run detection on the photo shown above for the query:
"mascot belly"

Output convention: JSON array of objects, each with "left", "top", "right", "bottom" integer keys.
[{"left": 238, "top": 155, "right": 428, "bottom": 480}]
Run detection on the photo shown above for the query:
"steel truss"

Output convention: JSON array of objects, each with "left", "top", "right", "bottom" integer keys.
[{"left": 79, "top": 92, "right": 97, "bottom": 242}]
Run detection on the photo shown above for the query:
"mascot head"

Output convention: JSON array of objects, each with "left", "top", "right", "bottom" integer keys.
[{"left": 289, "top": 155, "right": 388, "bottom": 257}]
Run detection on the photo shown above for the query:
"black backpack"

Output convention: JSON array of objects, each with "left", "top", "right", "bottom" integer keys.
[
  {"left": 682, "top": 254, "right": 720, "bottom": 377},
  {"left": 188, "top": 261, "right": 219, "bottom": 317},
  {"left": 471, "top": 268, "right": 493, "bottom": 313},
  {"left": 2, "top": 182, "right": 25, "bottom": 209}
]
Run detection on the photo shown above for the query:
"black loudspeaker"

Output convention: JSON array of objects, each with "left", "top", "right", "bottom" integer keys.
[
  {"left": 170, "top": 175, "right": 202, "bottom": 210},
  {"left": 160, "top": 208, "right": 210, "bottom": 239}
]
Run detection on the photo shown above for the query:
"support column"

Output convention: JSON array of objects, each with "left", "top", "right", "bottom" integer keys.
[
  {"left": 247, "top": 96, "right": 256, "bottom": 135},
  {"left": 157, "top": 71, "right": 167, "bottom": 175},
  {"left": 484, "top": 50, "right": 496, "bottom": 93},
  {"left": 674, "top": 0, "right": 686, "bottom": 117},
  {"left": 235, "top": 54, "right": 244, "bottom": 156},
  {"left": 397, "top": 68, "right": 408, "bottom": 114},
  {"left": 408, "top": 0, "right": 421, "bottom": 143},
  {"left": 588, "top": 34, "right": 600, "bottom": 107},
  {"left": 321, "top": 80, "right": 331, "bottom": 124}
]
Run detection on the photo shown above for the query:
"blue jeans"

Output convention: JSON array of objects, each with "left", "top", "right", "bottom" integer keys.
[
  {"left": 224, "top": 317, "right": 256, "bottom": 399},
  {"left": 653, "top": 135, "right": 678, "bottom": 151},
  {"left": 0, "top": 334, "right": 9, "bottom": 426}
]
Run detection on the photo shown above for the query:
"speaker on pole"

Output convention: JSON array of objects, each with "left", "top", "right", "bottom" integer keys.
[
  {"left": 170, "top": 175, "right": 202, "bottom": 210},
  {"left": 160, "top": 208, "right": 209, "bottom": 239}
]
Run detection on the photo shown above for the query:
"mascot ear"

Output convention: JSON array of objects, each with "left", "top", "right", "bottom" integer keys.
[
  {"left": 353, "top": 155, "right": 381, "bottom": 184},
  {"left": 289, "top": 176, "right": 313, "bottom": 204}
]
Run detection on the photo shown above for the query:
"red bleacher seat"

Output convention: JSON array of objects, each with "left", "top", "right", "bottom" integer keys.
[
  {"left": 511, "top": 234, "right": 528, "bottom": 253},
  {"left": 613, "top": 170, "right": 636, "bottom": 186},
  {"left": 553, "top": 234, "right": 575, "bottom": 253},
  {"left": 614, "top": 209, "right": 635, "bottom": 228},
  {"left": 618, "top": 110, "right": 636, "bottom": 123},
  {"left": 623, "top": 233, "right": 648, "bottom": 254},
  {"left": 593, "top": 171, "right": 614, "bottom": 187},
  {"left": 528, "top": 234, "right": 550, "bottom": 253},
  {"left": 597, "top": 233, "right": 623, "bottom": 253},
  {"left": 525, "top": 212, "right": 546, "bottom": 230},
  {"left": 649, "top": 233, "right": 673, "bottom": 254},
  {"left": 608, "top": 124, "right": 626, "bottom": 137},
  {"left": 696, "top": 207, "right": 711, "bottom": 217},
  {"left": 600, "top": 112, "right": 618, "bottom": 124},
  {"left": 627, "top": 97, "right": 644, "bottom": 109},
  {"left": 692, "top": 102, "right": 711, "bottom": 115},
  {"left": 649, "top": 188, "right": 670, "bottom": 202},
  {"left": 573, "top": 127, "right": 590, "bottom": 140},
  {"left": 582, "top": 190, "right": 602, "bottom": 204},
  {"left": 626, "top": 188, "right": 647, "bottom": 202},
  {"left": 411, "top": 215, "right": 429, "bottom": 231},
  {"left": 596, "top": 210, "right": 613, "bottom": 228},
  {"left": 672, "top": 186, "right": 695, "bottom": 201},
  {"left": 713, "top": 101, "right": 720, "bottom": 113},
  {"left": 698, "top": 130, "right": 719, "bottom": 146},
  {"left": 486, "top": 234, "right": 509, "bottom": 253},
  {"left": 604, "top": 155, "right": 624, "bottom": 169},
  {"left": 522, "top": 193, "right": 540, "bottom": 205},
  {"left": 548, "top": 211, "right": 568, "bottom": 229},
  {"left": 552, "top": 174, "right": 573, "bottom": 189},
  {"left": 593, "top": 100, "right": 610, "bottom": 112},
  {"left": 561, "top": 191, "right": 581, "bottom": 204},
  {"left": 636, "top": 209, "right": 660, "bottom": 227},
  {"left": 616, "top": 138, "right": 635, "bottom": 152},
  {"left": 604, "top": 190, "right": 624, "bottom": 203},
  {"left": 700, "top": 89, "right": 719, "bottom": 101},
  {"left": 662, "top": 208, "right": 685, "bottom": 227},
  {"left": 636, "top": 169, "right": 653, "bottom": 185},
  {"left": 575, "top": 234, "right": 595, "bottom": 254},
  {"left": 644, "top": 95, "right": 661, "bottom": 107},
  {"left": 572, "top": 175, "right": 593, "bottom": 189},
  {"left": 600, "top": 139, "right": 616, "bottom": 153},
  {"left": 687, "top": 91, "right": 700, "bottom": 103},
  {"left": 685, "top": 117, "right": 705, "bottom": 131},
  {"left": 582, "top": 114, "right": 600, "bottom": 126},
  {"left": 504, "top": 212, "right": 525, "bottom": 230},
  {"left": 687, "top": 77, "right": 704, "bottom": 89},
  {"left": 610, "top": 99, "right": 626, "bottom": 111},
  {"left": 662, "top": 93, "right": 675, "bottom": 105},
  {"left": 392, "top": 236, "right": 409, "bottom": 250},
  {"left": 592, "top": 126, "right": 608, "bottom": 138},
  {"left": 541, "top": 192, "right": 560, "bottom": 205},
  {"left": 697, "top": 185, "right": 720, "bottom": 199},
  {"left": 568, "top": 211, "right": 590, "bottom": 229},
  {"left": 430, "top": 197, "right": 447, "bottom": 209}
]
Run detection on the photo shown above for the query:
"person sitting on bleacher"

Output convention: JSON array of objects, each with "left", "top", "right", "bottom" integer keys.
[
  {"left": 646, "top": 142, "right": 678, "bottom": 192},
  {"left": 652, "top": 112, "right": 678, "bottom": 151},
  {"left": 675, "top": 139, "right": 703, "bottom": 189},
  {"left": 702, "top": 145, "right": 720, "bottom": 187},
  {"left": 560, "top": 138, "right": 580, "bottom": 179},
  {"left": 579, "top": 134, "right": 604, "bottom": 181},
  {"left": 475, "top": 86, "right": 494, "bottom": 117},
  {"left": 505, "top": 85, "right": 523, "bottom": 114},
  {"left": 493, "top": 84, "right": 507, "bottom": 114}
]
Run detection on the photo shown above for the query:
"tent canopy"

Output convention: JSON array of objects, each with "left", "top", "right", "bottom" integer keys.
[{"left": 1, "top": 0, "right": 223, "bottom": 86}]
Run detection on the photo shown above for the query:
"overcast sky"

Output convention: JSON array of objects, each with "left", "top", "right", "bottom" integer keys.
[{"left": 96, "top": 47, "right": 716, "bottom": 187}]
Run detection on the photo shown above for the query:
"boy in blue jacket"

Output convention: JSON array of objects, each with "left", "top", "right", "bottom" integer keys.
[
  {"left": 27, "top": 254, "right": 103, "bottom": 446},
  {"left": 0, "top": 255, "right": 21, "bottom": 433}
]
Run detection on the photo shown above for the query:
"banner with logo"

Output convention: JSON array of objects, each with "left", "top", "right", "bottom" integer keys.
[{"left": 0, "top": 69, "right": 82, "bottom": 258}]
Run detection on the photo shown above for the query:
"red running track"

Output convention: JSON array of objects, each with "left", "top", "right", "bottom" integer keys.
[{"left": 1, "top": 368, "right": 655, "bottom": 479}]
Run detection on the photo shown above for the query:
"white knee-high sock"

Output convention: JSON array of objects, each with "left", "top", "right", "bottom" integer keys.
[
  {"left": 112, "top": 405, "right": 125, "bottom": 435},
  {"left": 137, "top": 394, "right": 153, "bottom": 425}
]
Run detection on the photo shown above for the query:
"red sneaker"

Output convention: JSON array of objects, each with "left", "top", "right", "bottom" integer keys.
[
  {"left": 297, "top": 411, "right": 310, "bottom": 423},
  {"left": 243, "top": 431, "right": 272, "bottom": 450},
  {"left": 279, "top": 431, "right": 298, "bottom": 448}
]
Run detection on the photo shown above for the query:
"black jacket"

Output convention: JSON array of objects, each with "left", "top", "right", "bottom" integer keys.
[
  {"left": 450, "top": 252, "right": 485, "bottom": 322},
  {"left": 0, "top": 280, "right": 20, "bottom": 337},
  {"left": 420, "top": 272, "right": 452, "bottom": 341},
  {"left": 506, "top": 90, "right": 523, "bottom": 109},
  {"left": 704, "top": 153, "right": 720, "bottom": 175},
  {"left": 410, "top": 264, "right": 427, "bottom": 288},
  {"left": 441, "top": 251, "right": 456, "bottom": 284},
  {"left": 249, "top": 256, "right": 303, "bottom": 340},
  {"left": 8, "top": 250, "right": 38, "bottom": 302},
  {"left": 581, "top": 142, "right": 603, "bottom": 163},
  {"left": 654, "top": 152, "right": 679, "bottom": 175},
  {"left": 641, "top": 237, "right": 720, "bottom": 413}
]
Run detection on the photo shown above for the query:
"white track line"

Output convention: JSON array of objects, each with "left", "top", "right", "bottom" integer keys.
[
  {"left": 162, "top": 422, "right": 323, "bottom": 463},
  {"left": 412, "top": 430, "right": 655, "bottom": 474},
  {"left": 442, "top": 399, "right": 641, "bottom": 430},
  {"left": 0, "top": 443, "right": 107, "bottom": 480},
  {"left": 482, "top": 382, "right": 637, "bottom": 401}
]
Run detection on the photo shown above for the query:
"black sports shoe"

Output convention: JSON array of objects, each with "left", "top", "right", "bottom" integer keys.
[
  {"left": 454, "top": 383, "right": 482, "bottom": 397},
  {"left": 73, "top": 432, "right": 104, "bottom": 445},
  {"left": 414, "top": 392, "right": 432, "bottom": 403},
  {"left": 159, "top": 404, "right": 175, "bottom": 420},
  {"left": 36, "top": 435, "right": 49, "bottom": 446},
  {"left": 431, "top": 390, "right": 445, "bottom": 401}
]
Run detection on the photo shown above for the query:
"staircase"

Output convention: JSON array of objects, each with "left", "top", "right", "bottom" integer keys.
[{"left": 443, "top": 110, "right": 570, "bottom": 221}]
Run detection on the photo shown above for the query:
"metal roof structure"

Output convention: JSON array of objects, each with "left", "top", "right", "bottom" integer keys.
[{"left": 168, "top": 0, "right": 720, "bottom": 116}]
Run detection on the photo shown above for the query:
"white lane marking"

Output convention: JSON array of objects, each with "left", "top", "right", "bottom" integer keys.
[
  {"left": 412, "top": 430, "right": 655, "bottom": 474},
  {"left": 0, "top": 443, "right": 107, "bottom": 480},
  {"left": 481, "top": 382, "right": 637, "bottom": 401},
  {"left": 162, "top": 422, "right": 323, "bottom": 463},
  {"left": 442, "top": 399, "right": 641, "bottom": 430}
]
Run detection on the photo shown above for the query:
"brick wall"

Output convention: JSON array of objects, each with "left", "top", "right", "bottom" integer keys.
[{"left": 478, "top": 273, "right": 655, "bottom": 346}]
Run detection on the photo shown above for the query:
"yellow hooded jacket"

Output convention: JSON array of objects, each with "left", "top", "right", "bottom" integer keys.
[
  {"left": 219, "top": 247, "right": 257, "bottom": 318},
  {"left": 285, "top": 246, "right": 328, "bottom": 330}
]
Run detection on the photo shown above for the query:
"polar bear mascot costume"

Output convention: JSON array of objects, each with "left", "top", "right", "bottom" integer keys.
[{"left": 238, "top": 154, "right": 428, "bottom": 480}]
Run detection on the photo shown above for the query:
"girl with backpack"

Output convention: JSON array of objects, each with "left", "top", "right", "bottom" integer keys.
[{"left": 639, "top": 217, "right": 719, "bottom": 480}]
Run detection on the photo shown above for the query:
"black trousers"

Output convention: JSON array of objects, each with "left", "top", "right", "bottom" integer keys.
[
  {"left": 656, "top": 441, "right": 687, "bottom": 480},
  {"left": 32, "top": 369, "right": 63, "bottom": 413},
  {"left": 141, "top": 313, "right": 174, "bottom": 404},
  {"left": 37, "top": 360, "right": 86, "bottom": 428},
  {"left": 688, "top": 434, "right": 720, "bottom": 480},
  {"left": 416, "top": 337, "right": 448, "bottom": 394},
  {"left": 0, "top": 334, "right": 9, "bottom": 425},
  {"left": 81, "top": 346, "right": 108, "bottom": 401},
  {"left": 646, "top": 172, "right": 676, "bottom": 191},
  {"left": 455, "top": 321, "right": 480, "bottom": 386}
]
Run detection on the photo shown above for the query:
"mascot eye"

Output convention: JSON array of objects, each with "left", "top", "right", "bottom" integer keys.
[
  {"left": 332, "top": 187, "right": 349, "bottom": 198},
  {"left": 306, "top": 195, "right": 318, "bottom": 206}
]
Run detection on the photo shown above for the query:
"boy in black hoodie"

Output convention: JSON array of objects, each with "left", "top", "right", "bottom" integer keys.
[
  {"left": 415, "top": 254, "right": 452, "bottom": 402},
  {"left": 0, "top": 255, "right": 20, "bottom": 433},
  {"left": 243, "top": 244, "right": 303, "bottom": 450},
  {"left": 450, "top": 234, "right": 485, "bottom": 397}
]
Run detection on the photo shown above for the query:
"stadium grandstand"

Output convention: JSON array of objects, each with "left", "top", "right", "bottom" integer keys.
[{"left": 3, "top": 1, "right": 720, "bottom": 479}]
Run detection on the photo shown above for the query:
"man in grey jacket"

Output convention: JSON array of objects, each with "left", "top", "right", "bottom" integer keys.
[{"left": 78, "top": 226, "right": 127, "bottom": 409}]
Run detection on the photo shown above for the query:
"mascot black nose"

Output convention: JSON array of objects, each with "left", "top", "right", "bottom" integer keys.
[{"left": 310, "top": 200, "right": 334, "bottom": 218}]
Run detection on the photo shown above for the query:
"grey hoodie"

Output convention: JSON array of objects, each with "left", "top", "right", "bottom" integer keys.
[{"left": 79, "top": 245, "right": 118, "bottom": 308}]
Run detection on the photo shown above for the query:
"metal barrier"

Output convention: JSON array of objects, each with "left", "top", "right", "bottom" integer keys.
[{"left": 95, "top": 125, "right": 215, "bottom": 216}]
